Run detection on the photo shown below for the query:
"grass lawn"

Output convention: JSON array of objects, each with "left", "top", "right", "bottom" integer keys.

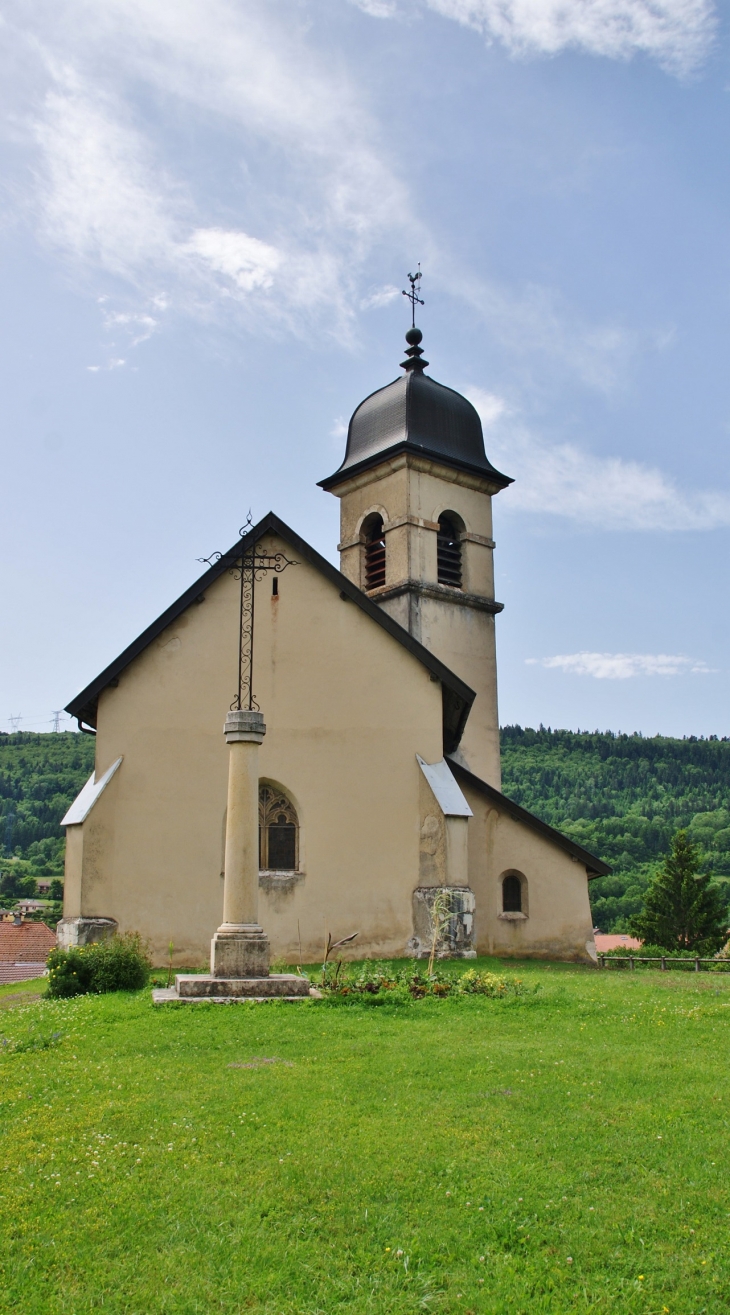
[{"left": 0, "top": 959, "right": 728, "bottom": 1315}]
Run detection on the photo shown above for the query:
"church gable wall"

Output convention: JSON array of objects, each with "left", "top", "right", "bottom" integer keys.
[
  {"left": 460, "top": 783, "right": 596, "bottom": 964},
  {"left": 75, "top": 531, "right": 445, "bottom": 965}
]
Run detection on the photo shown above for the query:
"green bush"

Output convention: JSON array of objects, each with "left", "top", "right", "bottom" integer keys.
[{"left": 46, "top": 934, "right": 151, "bottom": 998}]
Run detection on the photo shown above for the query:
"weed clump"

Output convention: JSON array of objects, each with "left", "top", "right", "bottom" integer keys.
[
  {"left": 46, "top": 933, "right": 151, "bottom": 998},
  {"left": 322, "top": 961, "right": 529, "bottom": 1003}
]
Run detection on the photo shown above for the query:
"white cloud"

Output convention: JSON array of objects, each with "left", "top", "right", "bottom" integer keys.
[
  {"left": 8, "top": 0, "right": 416, "bottom": 339},
  {"left": 360, "top": 284, "right": 401, "bottom": 309},
  {"left": 103, "top": 311, "right": 158, "bottom": 345},
  {"left": 350, "top": 0, "right": 399, "bottom": 14},
  {"left": 424, "top": 0, "right": 714, "bottom": 75},
  {"left": 468, "top": 388, "right": 730, "bottom": 531},
  {"left": 185, "top": 229, "right": 282, "bottom": 292},
  {"left": 4, "top": 0, "right": 709, "bottom": 369},
  {"left": 527, "top": 651, "right": 715, "bottom": 678},
  {"left": 87, "top": 357, "right": 127, "bottom": 372},
  {"left": 455, "top": 282, "right": 639, "bottom": 395},
  {"left": 32, "top": 80, "right": 179, "bottom": 278},
  {"left": 472, "top": 389, "right": 510, "bottom": 427}
]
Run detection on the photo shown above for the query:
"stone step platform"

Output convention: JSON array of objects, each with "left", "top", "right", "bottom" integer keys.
[{"left": 152, "top": 973, "right": 314, "bottom": 1004}]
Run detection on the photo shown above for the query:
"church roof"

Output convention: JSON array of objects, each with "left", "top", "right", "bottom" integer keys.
[
  {"left": 319, "top": 329, "right": 513, "bottom": 491},
  {"left": 65, "top": 511, "right": 475, "bottom": 752},
  {"left": 447, "top": 758, "right": 611, "bottom": 878}
]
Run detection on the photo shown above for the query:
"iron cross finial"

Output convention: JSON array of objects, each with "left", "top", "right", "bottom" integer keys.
[{"left": 402, "top": 265, "right": 424, "bottom": 328}]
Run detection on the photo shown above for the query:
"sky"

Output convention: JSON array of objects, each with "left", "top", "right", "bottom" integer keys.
[{"left": 1, "top": 0, "right": 729, "bottom": 738}]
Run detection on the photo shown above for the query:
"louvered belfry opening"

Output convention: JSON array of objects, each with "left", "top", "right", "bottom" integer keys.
[
  {"left": 363, "top": 515, "right": 386, "bottom": 590},
  {"left": 502, "top": 875, "right": 522, "bottom": 913},
  {"left": 437, "top": 515, "right": 462, "bottom": 588},
  {"left": 259, "top": 785, "right": 298, "bottom": 871}
]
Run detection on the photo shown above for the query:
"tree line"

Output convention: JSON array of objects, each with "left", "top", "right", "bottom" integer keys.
[{"left": 500, "top": 725, "right": 730, "bottom": 932}]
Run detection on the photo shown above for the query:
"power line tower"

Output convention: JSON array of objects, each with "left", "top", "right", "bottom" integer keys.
[
  {"left": 51, "top": 710, "right": 63, "bottom": 732},
  {"left": 8, "top": 714, "right": 21, "bottom": 733}
]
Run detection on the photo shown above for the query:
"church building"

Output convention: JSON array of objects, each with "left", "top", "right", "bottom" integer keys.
[{"left": 61, "top": 323, "right": 608, "bottom": 967}]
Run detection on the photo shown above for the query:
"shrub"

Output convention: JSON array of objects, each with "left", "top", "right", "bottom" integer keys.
[
  {"left": 454, "top": 968, "right": 526, "bottom": 997},
  {"left": 47, "top": 933, "right": 151, "bottom": 998},
  {"left": 46, "top": 946, "right": 96, "bottom": 998}
]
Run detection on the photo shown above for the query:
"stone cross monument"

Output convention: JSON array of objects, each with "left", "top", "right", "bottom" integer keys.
[{"left": 155, "top": 528, "right": 310, "bottom": 1003}]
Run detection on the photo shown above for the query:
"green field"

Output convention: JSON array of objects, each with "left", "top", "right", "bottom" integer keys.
[{"left": 1, "top": 960, "right": 728, "bottom": 1315}]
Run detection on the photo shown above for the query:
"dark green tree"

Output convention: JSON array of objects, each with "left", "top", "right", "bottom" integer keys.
[
  {"left": 631, "top": 830, "right": 729, "bottom": 953},
  {"left": 0, "top": 869, "right": 38, "bottom": 900}
]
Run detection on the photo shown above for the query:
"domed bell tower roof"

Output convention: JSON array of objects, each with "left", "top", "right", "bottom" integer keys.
[{"left": 319, "top": 327, "right": 512, "bottom": 491}]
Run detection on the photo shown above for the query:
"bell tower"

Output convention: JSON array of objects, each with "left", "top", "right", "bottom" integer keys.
[{"left": 319, "top": 321, "right": 512, "bottom": 788}]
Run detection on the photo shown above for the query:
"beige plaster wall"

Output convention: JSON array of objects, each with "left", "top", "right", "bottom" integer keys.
[
  {"left": 329, "top": 454, "right": 503, "bottom": 787},
  {"left": 66, "top": 531, "right": 445, "bottom": 966},
  {"left": 333, "top": 455, "right": 497, "bottom": 594},
  {"left": 461, "top": 783, "right": 597, "bottom": 963}
]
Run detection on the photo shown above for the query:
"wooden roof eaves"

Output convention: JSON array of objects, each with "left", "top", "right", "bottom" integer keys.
[
  {"left": 65, "top": 511, "right": 476, "bottom": 747},
  {"left": 446, "top": 757, "right": 611, "bottom": 878}
]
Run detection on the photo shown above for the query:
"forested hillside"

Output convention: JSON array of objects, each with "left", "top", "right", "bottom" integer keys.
[
  {"left": 3, "top": 728, "right": 730, "bottom": 933},
  {"left": 501, "top": 726, "right": 730, "bottom": 932},
  {"left": 0, "top": 732, "right": 96, "bottom": 874}
]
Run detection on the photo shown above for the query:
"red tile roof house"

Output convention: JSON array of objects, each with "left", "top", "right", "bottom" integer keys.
[
  {"left": 594, "top": 934, "right": 642, "bottom": 953},
  {"left": 0, "top": 919, "right": 55, "bottom": 984}
]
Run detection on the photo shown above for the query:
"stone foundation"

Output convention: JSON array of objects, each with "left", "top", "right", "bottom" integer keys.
[
  {"left": 407, "top": 886, "right": 476, "bottom": 959},
  {"left": 56, "top": 917, "right": 118, "bottom": 949}
]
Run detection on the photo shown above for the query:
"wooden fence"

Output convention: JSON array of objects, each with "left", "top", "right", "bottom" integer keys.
[{"left": 598, "top": 955, "right": 730, "bottom": 972}]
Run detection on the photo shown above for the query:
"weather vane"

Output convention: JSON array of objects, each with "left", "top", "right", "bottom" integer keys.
[{"left": 402, "top": 265, "right": 424, "bottom": 328}]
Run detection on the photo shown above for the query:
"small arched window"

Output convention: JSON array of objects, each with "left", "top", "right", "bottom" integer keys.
[
  {"left": 259, "top": 785, "right": 298, "bottom": 872},
  {"left": 362, "top": 514, "right": 386, "bottom": 590},
  {"left": 502, "top": 874, "right": 523, "bottom": 913},
  {"left": 437, "top": 515, "right": 462, "bottom": 588}
]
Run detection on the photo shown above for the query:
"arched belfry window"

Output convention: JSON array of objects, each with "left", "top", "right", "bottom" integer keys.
[
  {"left": 259, "top": 785, "right": 299, "bottom": 872},
  {"left": 362, "top": 514, "right": 386, "bottom": 590},
  {"left": 437, "top": 515, "right": 462, "bottom": 588},
  {"left": 502, "top": 874, "right": 522, "bottom": 913}
]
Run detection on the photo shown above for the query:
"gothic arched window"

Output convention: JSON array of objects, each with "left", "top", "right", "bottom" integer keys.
[
  {"left": 502, "top": 874, "right": 523, "bottom": 913},
  {"left": 259, "top": 785, "right": 299, "bottom": 872},
  {"left": 437, "top": 515, "right": 463, "bottom": 588},
  {"left": 362, "top": 514, "right": 386, "bottom": 590}
]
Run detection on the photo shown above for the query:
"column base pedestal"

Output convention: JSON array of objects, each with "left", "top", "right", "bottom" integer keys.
[
  {"left": 211, "top": 924, "right": 270, "bottom": 978},
  {"left": 152, "top": 973, "right": 313, "bottom": 1003}
]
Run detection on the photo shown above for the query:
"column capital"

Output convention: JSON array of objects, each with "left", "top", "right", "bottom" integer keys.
[{"left": 224, "top": 709, "right": 266, "bottom": 743}]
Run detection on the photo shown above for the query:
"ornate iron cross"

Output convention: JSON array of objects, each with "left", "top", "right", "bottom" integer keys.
[{"left": 199, "top": 515, "right": 297, "bottom": 712}]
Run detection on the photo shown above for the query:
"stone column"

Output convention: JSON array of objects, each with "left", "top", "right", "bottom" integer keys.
[{"left": 210, "top": 709, "right": 270, "bottom": 978}]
